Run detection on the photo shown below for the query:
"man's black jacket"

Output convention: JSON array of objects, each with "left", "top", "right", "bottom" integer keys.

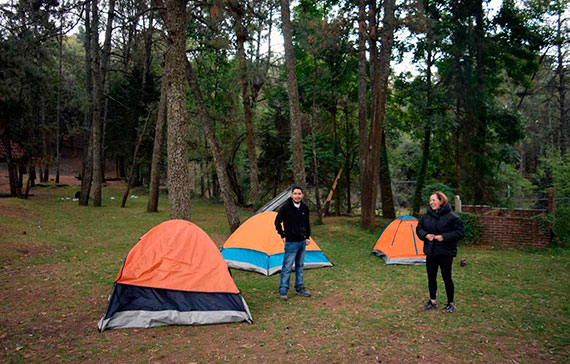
[
  {"left": 275, "top": 197, "right": 311, "bottom": 242},
  {"left": 416, "top": 204, "right": 465, "bottom": 257}
]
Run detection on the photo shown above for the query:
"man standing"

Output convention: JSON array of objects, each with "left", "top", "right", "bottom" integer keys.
[{"left": 275, "top": 186, "right": 312, "bottom": 300}]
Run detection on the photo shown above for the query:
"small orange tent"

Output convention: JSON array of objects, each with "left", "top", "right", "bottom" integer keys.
[
  {"left": 371, "top": 215, "right": 425, "bottom": 265},
  {"left": 98, "top": 220, "right": 252, "bottom": 331},
  {"left": 222, "top": 212, "right": 333, "bottom": 275}
]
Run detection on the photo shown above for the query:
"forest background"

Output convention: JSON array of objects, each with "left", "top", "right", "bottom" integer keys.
[{"left": 0, "top": 0, "right": 569, "bottom": 244}]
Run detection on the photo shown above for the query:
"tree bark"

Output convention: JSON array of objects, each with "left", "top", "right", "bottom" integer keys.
[
  {"left": 345, "top": 107, "right": 352, "bottom": 213},
  {"left": 122, "top": 109, "right": 153, "bottom": 208},
  {"left": 3, "top": 138, "right": 22, "bottom": 198},
  {"left": 228, "top": 0, "right": 260, "bottom": 205},
  {"left": 280, "top": 0, "right": 306, "bottom": 188},
  {"left": 79, "top": 2, "right": 93, "bottom": 206},
  {"left": 557, "top": 10, "right": 567, "bottom": 155},
  {"left": 472, "top": 0, "right": 487, "bottom": 204},
  {"left": 164, "top": 0, "right": 192, "bottom": 221},
  {"left": 357, "top": 0, "right": 368, "bottom": 194},
  {"left": 91, "top": 0, "right": 103, "bottom": 207},
  {"left": 142, "top": 9, "right": 154, "bottom": 89},
  {"left": 100, "top": 0, "right": 116, "bottom": 185},
  {"left": 185, "top": 60, "right": 240, "bottom": 231},
  {"left": 24, "top": 161, "right": 32, "bottom": 199},
  {"left": 360, "top": 0, "right": 395, "bottom": 230},
  {"left": 411, "top": 0, "right": 433, "bottom": 216},
  {"left": 154, "top": 0, "right": 239, "bottom": 229},
  {"left": 311, "top": 58, "right": 322, "bottom": 216},
  {"left": 379, "top": 130, "right": 395, "bottom": 218},
  {"left": 147, "top": 75, "right": 167, "bottom": 212},
  {"left": 55, "top": 8, "right": 63, "bottom": 184}
]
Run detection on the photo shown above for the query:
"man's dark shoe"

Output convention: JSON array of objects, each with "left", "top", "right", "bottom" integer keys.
[
  {"left": 279, "top": 293, "right": 288, "bottom": 301},
  {"left": 296, "top": 289, "right": 311, "bottom": 297},
  {"left": 423, "top": 300, "right": 438, "bottom": 310},
  {"left": 442, "top": 303, "right": 455, "bottom": 313}
]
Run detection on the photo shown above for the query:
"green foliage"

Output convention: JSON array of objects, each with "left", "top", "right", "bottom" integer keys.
[
  {"left": 257, "top": 84, "right": 291, "bottom": 194},
  {"left": 535, "top": 150, "right": 570, "bottom": 246},
  {"left": 456, "top": 212, "right": 482, "bottom": 244},
  {"left": 302, "top": 133, "right": 338, "bottom": 185},
  {"left": 495, "top": 163, "right": 536, "bottom": 208},
  {"left": 421, "top": 181, "right": 455, "bottom": 206}
]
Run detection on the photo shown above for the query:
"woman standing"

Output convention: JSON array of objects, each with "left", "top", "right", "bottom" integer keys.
[{"left": 416, "top": 191, "right": 465, "bottom": 313}]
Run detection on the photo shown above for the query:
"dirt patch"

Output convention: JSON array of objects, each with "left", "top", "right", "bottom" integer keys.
[
  {"left": 0, "top": 242, "right": 55, "bottom": 262},
  {"left": 210, "top": 233, "right": 228, "bottom": 247},
  {"left": 2, "top": 205, "right": 34, "bottom": 219},
  {"left": 320, "top": 295, "right": 343, "bottom": 310}
]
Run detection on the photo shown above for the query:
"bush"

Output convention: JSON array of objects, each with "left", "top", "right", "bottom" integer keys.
[
  {"left": 534, "top": 150, "right": 570, "bottom": 247},
  {"left": 456, "top": 212, "right": 481, "bottom": 244},
  {"left": 421, "top": 182, "right": 456, "bottom": 206}
]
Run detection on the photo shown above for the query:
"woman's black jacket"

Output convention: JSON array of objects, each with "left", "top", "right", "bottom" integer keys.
[{"left": 416, "top": 204, "right": 465, "bottom": 257}]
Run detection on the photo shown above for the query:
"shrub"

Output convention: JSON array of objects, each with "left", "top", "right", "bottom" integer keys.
[
  {"left": 534, "top": 150, "right": 570, "bottom": 247},
  {"left": 421, "top": 182, "right": 455, "bottom": 205},
  {"left": 456, "top": 212, "right": 481, "bottom": 244}
]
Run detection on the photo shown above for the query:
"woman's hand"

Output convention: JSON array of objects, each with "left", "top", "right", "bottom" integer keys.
[
  {"left": 435, "top": 235, "right": 444, "bottom": 241},
  {"left": 426, "top": 234, "right": 435, "bottom": 241}
]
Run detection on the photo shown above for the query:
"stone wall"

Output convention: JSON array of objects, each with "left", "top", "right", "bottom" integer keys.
[{"left": 462, "top": 205, "right": 551, "bottom": 248}]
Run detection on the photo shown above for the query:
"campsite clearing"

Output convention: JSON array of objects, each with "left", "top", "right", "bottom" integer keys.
[{"left": 1, "top": 184, "right": 569, "bottom": 363}]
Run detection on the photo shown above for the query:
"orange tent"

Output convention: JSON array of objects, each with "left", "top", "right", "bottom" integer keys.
[
  {"left": 98, "top": 220, "right": 252, "bottom": 331},
  {"left": 222, "top": 212, "right": 333, "bottom": 275},
  {"left": 371, "top": 216, "right": 425, "bottom": 265}
]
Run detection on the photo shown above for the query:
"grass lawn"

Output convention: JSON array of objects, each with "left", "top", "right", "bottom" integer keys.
[{"left": 1, "top": 183, "right": 569, "bottom": 363}]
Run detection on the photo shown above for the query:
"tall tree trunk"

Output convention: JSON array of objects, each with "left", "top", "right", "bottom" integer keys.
[
  {"left": 412, "top": 0, "right": 433, "bottom": 216},
  {"left": 557, "top": 10, "right": 567, "bottom": 155},
  {"left": 30, "top": 164, "right": 36, "bottom": 187},
  {"left": 155, "top": 0, "right": 238, "bottom": 228},
  {"left": 122, "top": 110, "right": 152, "bottom": 208},
  {"left": 24, "top": 161, "right": 33, "bottom": 199},
  {"left": 311, "top": 58, "right": 322, "bottom": 217},
  {"left": 229, "top": 1, "right": 260, "bottom": 205},
  {"left": 41, "top": 103, "right": 48, "bottom": 183},
  {"left": 79, "top": 3, "right": 93, "bottom": 206},
  {"left": 280, "top": 0, "right": 306, "bottom": 188},
  {"left": 360, "top": 0, "right": 395, "bottom": 230},
  {"left": 331, "top": 105, "right": 340, "bottom": 215},
  {"left": 185, "top": 60, "right": 240, "bottom": 231},
  {"left": 91, "top": 0, "right": 103, "bottom": 207},
  {"left": 164, "top": 0, "right": 191, "bottom": 221},
  {"left": 345, "top": 107, "right": 352, "bottom": 214},
  {"left": 379, "top": 130, "right": 395, "bottom": 218},
  {"left": 2, "top": 139, "right": 22, "bottom": 198},
  {"left": 472, "top": 0, "right": 487, "bottom": 204},
  {"left": 100, "top": 0, "right": 116, "bottom": 185},
  {"left": 142, "top": 9, "right": 154, "bottom": 89},
  {"left": 55, "top": 8, "right": 63, "bottom": 184},
  {"left": 357, "top": 0, "right": 368, "bottom": 194},
  {"left": 147, "top": 76, "right": 168, "bottom": 212}
]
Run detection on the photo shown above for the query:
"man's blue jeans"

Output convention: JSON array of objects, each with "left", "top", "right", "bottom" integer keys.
[{"left": 279, "top": 241, "right": 306, "bottom": 294}]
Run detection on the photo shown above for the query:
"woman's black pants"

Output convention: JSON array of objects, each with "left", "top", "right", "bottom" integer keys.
[{"left": 426, "top": 255, "right": 454, "bottom": 303}]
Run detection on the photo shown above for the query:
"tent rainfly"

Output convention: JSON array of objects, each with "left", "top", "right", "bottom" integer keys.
[
  {"left": 371, "top": 215, "right": 426, "bottom": 265},
  {"left": 98, "top": 220, "right": 252, "bottom": 331},
  {"left": 221, "top": 211, "right": 333, "bottom": 276}
]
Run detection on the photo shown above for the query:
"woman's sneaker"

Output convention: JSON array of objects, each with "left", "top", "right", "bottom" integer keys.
[
  {"left": 423, "top": 300, "right": 438, "bottom": 310},
  {"left": 442, "top": 303, "right": 455, "bottom": 313}
]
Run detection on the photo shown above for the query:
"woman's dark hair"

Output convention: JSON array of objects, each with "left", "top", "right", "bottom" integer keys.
[{"left": 431, "top": 190, "right": 449, "bottom": 206}]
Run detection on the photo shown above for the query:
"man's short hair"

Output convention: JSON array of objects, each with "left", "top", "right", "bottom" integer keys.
[{"left": 291, "top": 185, "right": 303, "bottom": 193}]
